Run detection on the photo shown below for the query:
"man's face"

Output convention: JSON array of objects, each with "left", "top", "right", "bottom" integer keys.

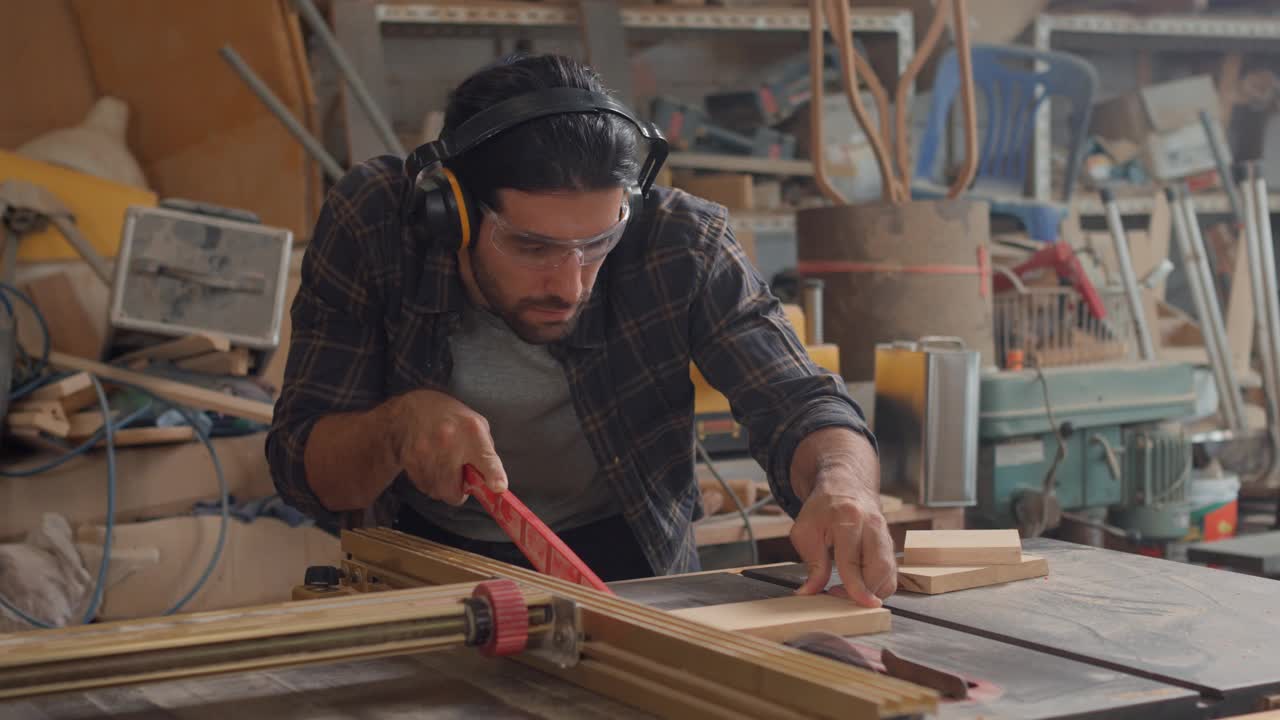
[{"left": 466, "top": 187, "right": 625, "bottom": 345}]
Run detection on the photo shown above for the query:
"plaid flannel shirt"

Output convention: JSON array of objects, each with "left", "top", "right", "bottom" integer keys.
[{"left": 266, "top": 156, "right": 874, "bottom": 575}]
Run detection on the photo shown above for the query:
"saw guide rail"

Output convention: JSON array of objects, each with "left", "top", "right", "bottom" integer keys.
[
  {"left": 0, "top": 527, "right": 938, "bottom": 719},
  {"left": 340, "top": 528, "right": 938, "bottom": 719}
]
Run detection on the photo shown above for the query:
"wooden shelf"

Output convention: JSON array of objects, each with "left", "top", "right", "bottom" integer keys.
[
  {"left": 666, "top": 151, "right": 813, "bottom": 176},
  {"left": 1073, "top": 191, "right": 1280, "bottom": 217}
]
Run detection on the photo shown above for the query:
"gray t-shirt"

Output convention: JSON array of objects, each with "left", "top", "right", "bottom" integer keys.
[{"left": 404, "top": 303, "right": 620, "bottom": 541}]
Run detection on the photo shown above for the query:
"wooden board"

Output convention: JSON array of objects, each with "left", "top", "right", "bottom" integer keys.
[
  {"left": 47, "top": 351, "right": 274, "bottom": 424},
  {"left": 670, "top": 594, "right": 890, "bottom": 642},
  {"left": 666, "top": 151, "right": 813, "bottom": 177},
  {"left": 902, "top": 529, "right": 1022, "bottom": 566},
  {"left": 69, "top": 0, "right": 321, "bottom": 240},
  {"left": 176, "top": 347, "right": 252, "bottom": 376},
  {"left": 115, "top": 333, "right": 231, "bottom": 364},
  {"left": 898, "top": 555, "right": 1048, "bottom": 595},
  {"left": 25, "top": 371, "right": 97, "bottom": 413}
]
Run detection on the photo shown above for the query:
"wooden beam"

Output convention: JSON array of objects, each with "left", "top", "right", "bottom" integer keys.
[
  {"left": 47, "top": 351, "right": 274, "bottom": 424},
  {"left": 670, "top": 594, "right": 890, "bottom": 642}
]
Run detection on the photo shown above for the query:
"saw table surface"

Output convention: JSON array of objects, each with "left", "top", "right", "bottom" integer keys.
[
  {"left": 5, "top": 538, "right": 1279, "bottom": 720},
  {"left": 744, "top": 537, "right": 1280, "bottom": 718}
]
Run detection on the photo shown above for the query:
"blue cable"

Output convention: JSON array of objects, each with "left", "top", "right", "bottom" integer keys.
[
  {"left": 0, "top": 285, "right": 230, "bottom": 626},
  {"left": 0, "top": 374, "right": 114, "bottom": 628}
]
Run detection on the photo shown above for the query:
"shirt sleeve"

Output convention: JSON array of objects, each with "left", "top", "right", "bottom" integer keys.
[
  {"left": 687, "top": 216, "right": 877, "bottom": 519},
  {"left": 265, "top": 170, "right": 396, "bottom": 532}
]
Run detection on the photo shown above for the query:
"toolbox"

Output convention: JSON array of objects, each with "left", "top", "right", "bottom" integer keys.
[{"left": 108, "top": 202, "right": 293, "bottom": 368}]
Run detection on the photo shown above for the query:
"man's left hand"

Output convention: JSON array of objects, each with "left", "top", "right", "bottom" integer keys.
[{"left": 788, "top": 428, "right": 896, "bottom": 607}]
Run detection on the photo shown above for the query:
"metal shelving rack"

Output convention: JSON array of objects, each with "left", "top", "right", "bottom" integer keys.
[
  {"left": 373, "top": 2, "right": 912, "bottom": 236},
  {"left": 374, "top": 3, "right": 914, "bottom": 76},
  {"left": 1031, "top": 12, "right": 1280, "bottom": 215}
]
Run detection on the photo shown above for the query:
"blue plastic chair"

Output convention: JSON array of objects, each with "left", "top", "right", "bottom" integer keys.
[{"left": 913, "top": 44, "right": 1099, "bottom": 241}]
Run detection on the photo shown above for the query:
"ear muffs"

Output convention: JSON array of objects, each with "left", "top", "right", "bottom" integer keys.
[
  {"left": 405, "top": 87, "right": 669, "bottom": 252},
  {"left": 414, "top": 164, "right": 482, "bottom": 251}
]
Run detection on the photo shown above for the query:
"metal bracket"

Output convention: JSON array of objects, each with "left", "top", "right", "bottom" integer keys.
[{"left": 526, "top": 596, "right": 582, "bottom": 669}]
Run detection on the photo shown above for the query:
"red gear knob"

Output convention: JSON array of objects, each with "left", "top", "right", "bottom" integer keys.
[{"left": 472, "top": 579, "right": 529, "bottom": 657}]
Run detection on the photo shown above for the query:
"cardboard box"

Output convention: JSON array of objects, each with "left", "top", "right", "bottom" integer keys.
[
  {"left": 1090, "top": 75, "right": 1225, "bottom": 181},
  {"left": 76, "top": 514, "right": 339, "bottom": 619},
  {"left": 673, "top": 171, "right": 755, "bottom": 210}
]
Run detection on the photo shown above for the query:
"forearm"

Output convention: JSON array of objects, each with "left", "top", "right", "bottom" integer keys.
[
  {"left": 789, "top": 426, "right": 880, "bottom": 502},
  {"left": 302, "top": 397, "right": 406, "bottom": 511}
]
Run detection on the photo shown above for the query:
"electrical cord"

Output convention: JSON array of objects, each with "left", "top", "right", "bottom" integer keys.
[
  {"left": 695, "top": 438, "right": 758, "bottom": 565},
  {"left": 0, "top": 286, "right": 229, "bottom": 628}
]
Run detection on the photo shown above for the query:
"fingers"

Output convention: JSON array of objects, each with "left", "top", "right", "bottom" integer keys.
[
  {"left": 790, "top": 513, "right": 834, "bottom": 596},
  {"left": 401, "top": 408, "right": 505, "bottom": 506},
  {"left": 832, "top": 520, "right": 881, "bottom": 608},
  {"left": 862, "top": 516, "right": 898, "bottom": 600}
]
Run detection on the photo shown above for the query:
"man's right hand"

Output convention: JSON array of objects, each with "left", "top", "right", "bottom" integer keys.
[{"left": 389, "top": 389, "right": 508, "bottom": 505}]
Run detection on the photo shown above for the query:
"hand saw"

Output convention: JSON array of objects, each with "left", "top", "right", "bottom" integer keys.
[{"left": 463, "top": 465, "right": 613, "bottom": 594}]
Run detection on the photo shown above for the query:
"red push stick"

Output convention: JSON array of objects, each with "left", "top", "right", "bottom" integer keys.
[{"left": 463, "top": 465, "right": 613, "bottom": 594}]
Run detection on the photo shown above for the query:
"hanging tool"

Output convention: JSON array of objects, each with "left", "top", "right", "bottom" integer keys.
[
  {"left": 1168, "top": 186, "right": 1245, "bottom": 431},
  {"left": 808, "top": 0, "right": 976, "bottom": 205},
  {"left": 1100, "top": 188, "right": 1156, "bottom": 360},
  {"left": 991, "top": 240, "right": 1108, "bottom": 321},
  {"left": 463, "top": 465, "right": 613, "bottom": 594}
]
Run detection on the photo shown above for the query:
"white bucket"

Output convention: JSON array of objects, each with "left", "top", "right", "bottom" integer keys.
[{"left": 1184, "top": 471, "right": 1240, "bottom": 542}]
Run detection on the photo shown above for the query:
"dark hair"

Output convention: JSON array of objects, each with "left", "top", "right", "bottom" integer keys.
[{"left": 442, "top": 54, "right": 641, "bottom": 210}]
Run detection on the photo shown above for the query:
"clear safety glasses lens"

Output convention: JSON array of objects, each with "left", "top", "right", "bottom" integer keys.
[{"left": 481, "top": 202, "right": 631, "bottom": 269}]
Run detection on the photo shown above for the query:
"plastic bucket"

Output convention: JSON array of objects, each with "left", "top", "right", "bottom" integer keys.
[{"left": 1183, "top": 471, "right": 1240, "bottom": 542}]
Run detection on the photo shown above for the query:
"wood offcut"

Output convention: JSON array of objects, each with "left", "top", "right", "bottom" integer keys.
[
  {"left": 669, "top": 594, "right": 890, "bottom": 642},
  {"left": 903, "top": 529, "right": 1023, "bottom": 566}
]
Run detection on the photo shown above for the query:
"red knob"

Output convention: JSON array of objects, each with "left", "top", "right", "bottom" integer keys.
[{"left": 472, "top": 579, "right": 528, "bottom": 657}]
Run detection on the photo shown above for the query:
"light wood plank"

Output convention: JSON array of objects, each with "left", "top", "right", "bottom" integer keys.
[
  {"left": 47, "top": 351, "right": 274, "bottom": 424},
  {"left": 902, "top": 529, "right": 1022, "bottom": 566},
  {"left": 26, "top": 371, "right": 98, "bottom": 413},
  {"left": 897, "top": 555, "right": 1049, "bottom": 595},
  {"left": 670, "top": 594, "right": 890, "bottom": 643},
  {"left": 115, "top": 333, "right": 231, "bottom": 364},
  {"left": 175, "top": 347, "right": 252, "bottom": 376}
]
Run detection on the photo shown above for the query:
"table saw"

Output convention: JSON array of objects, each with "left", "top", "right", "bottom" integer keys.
[{"left": 2, "top": 532, "right": 1278, "bottom": 720}]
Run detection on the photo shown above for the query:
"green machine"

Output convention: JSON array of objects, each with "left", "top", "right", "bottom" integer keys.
[{"left": 975, "top": 361, "right": 1199, "bottom": 540}]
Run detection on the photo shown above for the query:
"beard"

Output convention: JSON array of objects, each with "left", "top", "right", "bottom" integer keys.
[{"left": 470, "top": 250, "right": 589, "bottom": 345}]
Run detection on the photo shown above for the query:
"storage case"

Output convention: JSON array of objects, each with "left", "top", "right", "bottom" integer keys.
[
  {"left": 108, "top": 204, "right": 293, "bottom": 360},
  {"left": 873, "top": 336, "right": 980, "bottom": 507}
]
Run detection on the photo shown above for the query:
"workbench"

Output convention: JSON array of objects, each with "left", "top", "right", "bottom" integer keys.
[{"left": 4, "top": 538, "right": 1279, "bottom": 719}]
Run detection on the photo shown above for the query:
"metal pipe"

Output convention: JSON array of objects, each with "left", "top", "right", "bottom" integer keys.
[
  {"left": 1168, "top": 187, "right": 1235, "bottom": 429},
  {"left": 1170, "top": 187, "right": 1243, "bottom": 430},
  {"left": 1201, "top": 109, "right": 1244, "bottom": 223},
  {"left": 292, "top": 0, "right": 407, "bottom": 158},
  {"left": 219, "top": 45, "right": 346, "bottom": 183},
  {"left": 1239, "top": 163, "right": 1280, "bottom": 483},
  {"left": 802, "top": 278, "right": 824, "bottom": 344},
  {"left": 1100, "top": 188, "right": 1155, "bottom": 361}
]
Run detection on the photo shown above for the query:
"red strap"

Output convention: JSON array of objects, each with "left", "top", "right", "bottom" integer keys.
[{"left": 463, "top": 465, "right": 613, "bottom": 594}]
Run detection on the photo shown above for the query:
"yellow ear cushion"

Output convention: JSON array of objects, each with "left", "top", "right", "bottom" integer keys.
[{"left": 440, "top": 167, "right": 471, "bottom": 249}]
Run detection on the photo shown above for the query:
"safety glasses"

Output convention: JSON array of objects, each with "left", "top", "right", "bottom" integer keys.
[{"left": 479, "top": 200, "right": 631, "bottom": 269}]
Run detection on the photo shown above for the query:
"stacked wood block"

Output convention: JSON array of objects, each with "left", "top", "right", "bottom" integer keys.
[
  {"left": 897, "top": 529, "right": 1049, "bottom": 595},
  {"left": 4, "top": 371, "right": 194, "bottom": 449},
  {"left": 115, "top": 333, "right": 253, "bottom": 377}
]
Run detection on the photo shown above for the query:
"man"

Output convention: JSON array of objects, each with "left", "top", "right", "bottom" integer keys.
[{"left": 267, "top": 54, "right": 895, "bottom": 606}]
